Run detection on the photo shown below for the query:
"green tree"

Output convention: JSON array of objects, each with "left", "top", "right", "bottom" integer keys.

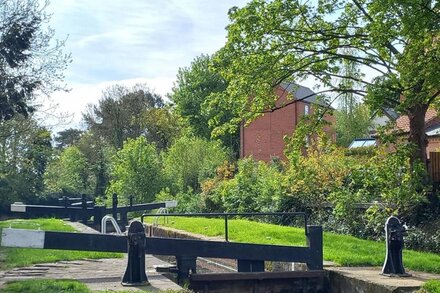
[
  {"left": 163, "top": 136, "right": 229, "bottom": 194},
  {"left": 54, "top": 128, "right": 84, "bottom": 149},
  {"left": 336, "top": 103, "right": 372, "bottom": 147},
  {"left": 0, "top": 116, "right": 52, "bottom": 209},
  {"left": 140, "top": 107, "right": 182, "bottom": 151},
  {"left": 76, "top": 131, "right": 115, "bottom": 198},
  {"left": 0, "top": 0, "right": 70, "bottom": 121},
  {"left": 107, "top": 136, "right": 162, "bottom": 204},
  {"left": 213, "top": 0, "right": 439, "bottom": 174},
  {"left": 334, "top": 51, "right": 372, "bottom": 146},
  {"left": 83, "top": 84, "right": 164, "bottom": 149},
  {"left": 44, "top": 146, "right": 94, "bottom": 195},
  {"left": 171, "top": 54, "right": 240, "bottom": 156}
]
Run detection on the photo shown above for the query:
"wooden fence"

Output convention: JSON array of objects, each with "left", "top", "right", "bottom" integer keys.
[{"left": 429, "top": 152, "right": 440, "bottom": 184}]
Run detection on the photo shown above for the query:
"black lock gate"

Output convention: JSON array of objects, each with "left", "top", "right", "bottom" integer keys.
[{"left": 1, "top": 216, "right": 323, "bottom": 286}]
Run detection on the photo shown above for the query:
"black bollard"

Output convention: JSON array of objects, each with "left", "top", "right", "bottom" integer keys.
[
  {"left": 122, "top": 221, "right": 149, "bottom": 286},
  {"left": 382, "top": 216, "right": 410, "bottom": 276}
]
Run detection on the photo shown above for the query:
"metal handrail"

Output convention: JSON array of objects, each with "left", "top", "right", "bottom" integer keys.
[
  {"left": 153, "top": 207, "right": 169, "bottom": 226},
  {"left": 101, "top": 215, "right": 123, "bottom": 235},
  {"left": 141, "top": 212, "right": 308, "bottom": 242}
]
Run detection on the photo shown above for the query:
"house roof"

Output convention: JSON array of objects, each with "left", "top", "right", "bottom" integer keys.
[
  {"left": 395, "top": 108, "right": 440, "bottom": 133},
  {"left": 280, "top": 83, "right": 329, "bottom": 107}
]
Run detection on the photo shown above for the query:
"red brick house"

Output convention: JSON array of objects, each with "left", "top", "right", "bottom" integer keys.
[
  {"left": 395, "top": 108, "right": 440, "bottom": 158},
  {"left": 240, "top": 83, "right": 336, "bottom": 161}
]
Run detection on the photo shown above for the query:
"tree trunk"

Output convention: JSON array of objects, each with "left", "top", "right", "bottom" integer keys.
[{"left": 407, "top": 104, "right": 429, "bottom": 179}]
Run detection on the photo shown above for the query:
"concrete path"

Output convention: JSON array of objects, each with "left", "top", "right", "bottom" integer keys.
[{"left": 326, "top": 266, "right": 440, "bottom": 293}]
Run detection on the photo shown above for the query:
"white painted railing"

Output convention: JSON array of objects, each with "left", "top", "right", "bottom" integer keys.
[{"left": 101, "top": 215, "right": 122, "bottom": 235}]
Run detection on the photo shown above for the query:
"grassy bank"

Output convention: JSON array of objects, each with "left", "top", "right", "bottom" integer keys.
[
  {"left": 0, "top": 218, "right": 122, "bottom": 270},
  {"left": 148, "top": 216, "right": 440, "bottom": 274}
]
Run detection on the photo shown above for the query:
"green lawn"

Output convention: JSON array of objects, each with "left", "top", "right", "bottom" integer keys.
[
  {"left": 148, "top": 216, "right": 440, "bottom": 274},
  {"left": 1, "top": 279, "right": 90, "bottom": 293},
  {"left": 0, "top": 218, "right": 122, "bottom": 270},
  {"left": 1, "top": 279, "right": 189, "bottom": 293}
]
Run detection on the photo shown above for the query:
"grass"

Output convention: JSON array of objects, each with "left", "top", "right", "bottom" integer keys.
[
  {"left": 1, "top": 279, "right": 190, "bottom": 293},
  {"left": 148, "top": 216, "right": 440, "bottom": 274},
  {"left": 418, "top": 280, "right": 440, "bottom": 293},
  {"left": 0, "top": 218, "right": 122, "bottom": 270},
  {"left": 1, "top": 279, "right": 90, "bottom": 293}
]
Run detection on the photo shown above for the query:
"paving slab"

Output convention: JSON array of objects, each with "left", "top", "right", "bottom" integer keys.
[{"left": 326, "top": 266, "right": 440, "bottom": 293}]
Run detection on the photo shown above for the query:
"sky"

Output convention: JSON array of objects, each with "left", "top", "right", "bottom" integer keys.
[{"left": 41, "top": 0, "right": 249, "bottom": 132}]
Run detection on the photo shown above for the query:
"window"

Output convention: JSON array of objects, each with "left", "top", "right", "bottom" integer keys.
[{"left": 304, "top": 104, "right": 309, "bottom": 115}]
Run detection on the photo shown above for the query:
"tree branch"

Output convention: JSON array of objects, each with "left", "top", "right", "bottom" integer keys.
[{"left": 351, "top": 0, "right": 400, "bottom": 56}]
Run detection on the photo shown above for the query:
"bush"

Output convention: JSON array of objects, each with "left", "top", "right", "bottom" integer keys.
[
  {"left": 156, "top": 187, "right": 203, "bottom": 213},
  {"left": 44, "top": 146, "right": 95, "bottom": 195},
  {"left": 107, "top": 136, "right": 163, "bottom": 204},
  {"left": 162, "top": 136, "right": 229, "bottom": 194},
  {"left": 202, "top": 158, "right": 285, "bottom": 213}
]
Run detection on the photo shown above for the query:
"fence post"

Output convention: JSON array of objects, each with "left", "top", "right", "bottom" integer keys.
[
  {"left": 81, "top": 194, "right": 88, "bottom": 224},
  {"left": 112, "top": 193, "right": 118, "bottom": 220},
  {"left": 176, "top": 256, "right": 197, "bottom": 285},
  {"left": 94, "top": 205, "right": 105, "bottom": 226},
  {"left": 224, "top": 215, "right": 229, "bottom": 242},
  {"left": 306, "top": 225, "right": 323, "bottom": 270}
]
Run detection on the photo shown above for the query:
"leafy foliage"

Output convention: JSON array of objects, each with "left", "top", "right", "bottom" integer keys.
[
  {"left": 162, "top": 136, "right": 229, "bottom": 194},
  {"left": 0, "top": 116, "right": 52, "bottom": 210},
  {"left": 76, "top": 131, "right": 115, "bottom": 198},
  {"left": 336, "top": 103, "right": 372, "bottom": 147},
  {"left": 140, "top": 106, "right": 182, "bottom": 151},
  {"left": 83, "top": 84, "right": 164, "bottom": 149},
  {"left": 213, "top": 0, "right": 440, "bottom": 171},
  {"left": 171, "top": 54, "right": 240, "bottom": 156},
  {"left": 54, "top": 128, "right": 84, "bottom": 149},
  {"left": 107, "top": 136, "right": 162, "bottom": 204},
  {"left": 0, "top": 0, "right": 70, "bottom": 121},
  {"left": 202, "top": 158, "right": 285, "bottom": 213},
  {"left": 44, "top": 146, "right": 94, "bottom": 195}
]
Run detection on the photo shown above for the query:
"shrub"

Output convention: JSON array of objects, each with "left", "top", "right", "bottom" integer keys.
[
  {"left": 162, "top": 136, "right": 229, "bottom": 194},
  {"left": 202, "top": 158, "right": 285, "bottom": 213},
  {"left": 107, "top": 136, "right": 162, "bottom": 204},
  {"left": 156, "top": 187, "right": 203, "bottom": 213},
  {"left": 44, "top": 146, "right": 95, "bottom": 195}
]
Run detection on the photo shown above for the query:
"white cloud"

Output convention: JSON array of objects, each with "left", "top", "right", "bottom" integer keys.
[{"left": 40, "top": 0, "right": 249, "bottom": 131}]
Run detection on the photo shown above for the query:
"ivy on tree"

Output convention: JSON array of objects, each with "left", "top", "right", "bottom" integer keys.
[
  {"left": 0, "top": 0, "right": 70, "bottom": 121},
  {"left": 213, "top": 0, "right": 439, "bottom": 173}
]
